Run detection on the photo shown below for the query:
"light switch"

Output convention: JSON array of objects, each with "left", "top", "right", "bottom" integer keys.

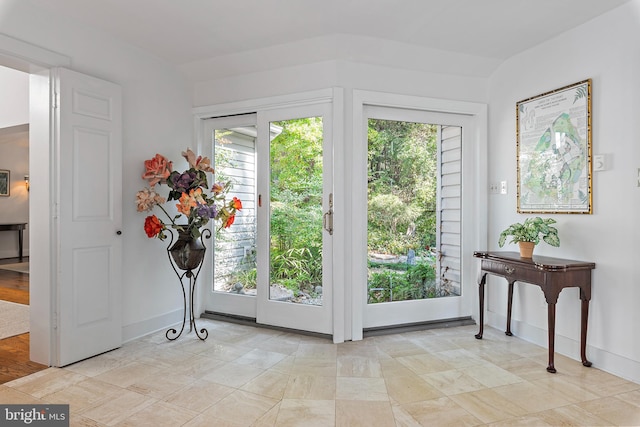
[
  {"left": 500, "top": 181, "right": 507, "bottom": 195},
  {"left": 593, "top": 154, "right": 605, "bottom": 171}
]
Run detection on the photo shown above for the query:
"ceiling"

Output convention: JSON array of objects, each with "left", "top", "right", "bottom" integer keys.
[{"left": 18, "top": 0, "right": 633, "bottom": 71}]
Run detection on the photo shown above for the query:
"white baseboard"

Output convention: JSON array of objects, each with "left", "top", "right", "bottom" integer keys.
[
  {"left": 487, "top": 311, "right": 640, "bottom": 384},
  {"left": 122, "top": 309, "right": 183, "bottom": 343}
]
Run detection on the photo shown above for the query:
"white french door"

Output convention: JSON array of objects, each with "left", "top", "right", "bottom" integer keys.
[
  {"left": 203, "top": 102, "right": 333, "bottom": 335},
  {"left": 362, "top": 105, "right": 475, "bottom": 329}
]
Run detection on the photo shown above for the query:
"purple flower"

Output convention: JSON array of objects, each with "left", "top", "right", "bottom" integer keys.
[
  {"left": 170, "top": 171, "right": 197, "bottom": 193},
  {"left": 196, "top": 204, "right": 217, "bottom": 220}
]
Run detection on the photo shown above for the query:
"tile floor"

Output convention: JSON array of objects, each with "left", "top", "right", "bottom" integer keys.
[{"left": 1, "top": 320, "right": 639, "bottom": 426}]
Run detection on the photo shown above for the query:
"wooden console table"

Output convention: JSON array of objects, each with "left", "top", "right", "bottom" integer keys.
[
  {"left": 473, "top": 251, "right": 595, "bottom": 373},
  {"left": 0, "top": 223, "right": 27, "bottom": 260}
]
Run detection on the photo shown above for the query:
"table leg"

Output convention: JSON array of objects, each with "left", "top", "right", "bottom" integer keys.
[
  {"left": 506, "top": 281, "right": 514, "bottom": 336},
  {"left": 475, "top": 273, "right": 486, "bottom": 339},
  {"left": 18, "top": 228, "right": 24, "bottom": 261},
  {"left": 547, "top": 302, "right": 556, "bottom": 373},
  {"left": 581, "top": 299, "right": 592, "bottom": 367}
]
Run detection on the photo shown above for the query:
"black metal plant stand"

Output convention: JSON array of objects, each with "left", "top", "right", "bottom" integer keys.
[{"left": 165, "top": 228, "right": 211, "bottom": 341}]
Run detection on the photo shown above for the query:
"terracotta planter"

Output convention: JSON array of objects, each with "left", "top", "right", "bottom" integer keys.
[{"left": 518, "top": 241, "right": 535, "bottom": 258}]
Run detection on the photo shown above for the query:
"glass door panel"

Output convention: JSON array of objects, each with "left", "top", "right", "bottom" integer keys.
[
  {"left": 363, "top": 106, "right": 471, "bottom": 329},
  {"left": 256, "top": 103, "right": 333, "bottom": 335},
  {"left": 269, "top": 117, "right": 324, "bottom": 306},
  {"left": 204, "top": 114, "right": 258, "bottom": 318}
]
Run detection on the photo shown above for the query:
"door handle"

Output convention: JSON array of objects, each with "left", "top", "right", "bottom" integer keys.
[
  {"left": 323, "top": 193, "right": 333, "bottom": 235},
  {"left": 116, "top": 230, "right": 122, "bottom": 235}
]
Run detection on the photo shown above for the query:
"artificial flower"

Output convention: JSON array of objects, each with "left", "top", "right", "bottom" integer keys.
[
  {"left": 144, "top": 215, "right": 164, "bottom": 238},
  {"left": 142, "top": 154, "right": 172, "bottom": 186},
  {"left": 182, "top": 148, "right": 215, "bottom": 173},
  {"left": 136, "top": 187, "right": 165, "bottom": 212},
  {"left": 138, "top": 149, "right": 242, "bottom": 240}
]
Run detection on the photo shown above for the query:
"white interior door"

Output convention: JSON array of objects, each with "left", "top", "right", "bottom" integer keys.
[
  {"left": 55, "top": 67, "right": 122, "bottom": 366},
  {"left": 363, "top": 106, "right": 474, "bottom": 329}
]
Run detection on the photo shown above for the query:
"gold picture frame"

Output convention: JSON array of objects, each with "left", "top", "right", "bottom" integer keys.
[{"left": 516, "top": 79, "right": 592, "bottom": 214}]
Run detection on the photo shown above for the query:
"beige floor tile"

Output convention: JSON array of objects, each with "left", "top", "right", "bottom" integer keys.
[
  {"left": 458, "top": 362, "right": 524, "bottom": 388},
  {"left": 204, "top": 389, "right": 279, "bottom": 426},
  {"left": 4, "top": 323, "right": 638, "bottom": 426},
  {"left": 64, "top": 354, "right": 131, "bottom": 377},
  {"left": 284, "top": 374, "right": 336, "bottom": 400},
  {"left": 491, "top": 380, "right": 573, "bottom": 413},
  {"left": 290, "top": 357, "right": 337, "bottom": 377},
  {"left": 576, "top": 396, "right": 640, "bottom": 426},
  {"left": 534, "top": 404, "right": 615, "bottom": 426},
  {"left": 336, "top": 400, "right": 395, "bottom": 427},
  {"left": 268, "top": 354, "right": 296, "bottom": 374},
  {"left": 564, "top": 367, "right": 640, "bottom": 397},
  {"left": 79, "top": 389, "right": 156, "bottom": 426},
  {"left": 532, "top": 374, "right": 600, "bottom": 403},
  {"left": 93, "top": 361, "right": 163, "bottom": 388},
  {"left": 379, "top": 358, "right": 420, "bottom": 378},
  {"left": 295, "top": 342, "right": 338, "bottom": 360},
  {"left": 421, "top": 369, "right": 485, "bottom": 395},
  {"left": 400, "top": 396, "right": 482, "bottom": 426},
  {"left": 44, "top": 378, "right": 123, "bottom": 412},
  {"left": 275, "top": 399, "right": 335, "bottom": 427},
  {"left": 337, "top": 355, "right": 383, "bottom": 377},
  {"left": 127, "top": 370, "right": 197, "bottom": 399},
  {"left": 616, "top": 388, "right": 640, "bottom": 408},
  {"left": 167, "top": 353, "right": 227, "bottom": 378},
  {"left": 233, "top": 348, "right": 287, "bottom": 370},
  {"left": 432, "top": 348, "right": 485, "bottom": 369},
  {"left": 253, "top": 402, "right": 281, "bottom": 427},
  {"left": 384, "top": 374, "right": 442, "bottom": 404},
  {"left": 449, "top": 388, "right": 528, "bottom": 423},
  {"left": 0, "top": 385, "right": 42, "bottom": 404},
  {"left": 336, "top": 377, "right": 388, "bottom": 401},
  {"left": 395, "top": 353, "right": 455, "bottom": 375},
  {"left": 162, "top": 379, "right": 234, "bottom": 412},
  {"left": 241, "top": 370, "right": 290, "bottom": 399},
  {"left": 113, "top": 400, "right": 198, "bottom": 427},
  {"left": 201, "top": 361, "right": 264, "bottom": 387},
  {"left": 7, "top": 368, "right": 87, "bottom": 399}
]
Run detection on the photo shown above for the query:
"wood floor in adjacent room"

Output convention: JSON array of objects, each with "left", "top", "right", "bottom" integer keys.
[{"left": 0, "top": 257, "right": 47, "bottom": 384}]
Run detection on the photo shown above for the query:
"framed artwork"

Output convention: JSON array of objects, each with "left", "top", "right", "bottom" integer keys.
[
  {"left": 516, "top": 79, "right": 592, "bottom": 214},
  {"left": 0, "top": 170, "right": 9, "bottom": 196}
]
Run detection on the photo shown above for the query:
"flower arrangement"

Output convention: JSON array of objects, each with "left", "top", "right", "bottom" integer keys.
[{"left": 136, "top": 148, "right": 242, "bottom": 240}]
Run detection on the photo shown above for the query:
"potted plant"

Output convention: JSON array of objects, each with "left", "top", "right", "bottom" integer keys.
[{"left": 498, "top": 217, "right": 560, "bottom": 258}]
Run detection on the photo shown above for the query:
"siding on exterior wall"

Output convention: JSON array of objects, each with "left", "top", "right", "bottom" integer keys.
[
  {"left": 214, "top": 132, "right": 257, "bottom": 288},
  {"left": 437, "top": 125, "right": 461, "bottom": 296}
]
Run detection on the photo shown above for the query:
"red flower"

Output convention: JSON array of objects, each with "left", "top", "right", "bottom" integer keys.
[
  {"left": 144, "top": 215, "right": 164, "bottom": 238},
  {"left": 224, "top": 214, "right": 235, "bottom": 228},
  {"left": 231, "top": 197, "right": 242, "bottom": 210}
]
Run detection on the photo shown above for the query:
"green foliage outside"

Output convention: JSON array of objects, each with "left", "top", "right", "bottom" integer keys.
[
  {"left": 368, "top": 255, "right": 437, "bottom": 303},
  {"left": 367, "top": 119, "right": 439, "bottom": 303},
  {"left": 269, "top": 118, "right": 324, "bottom": 296}
]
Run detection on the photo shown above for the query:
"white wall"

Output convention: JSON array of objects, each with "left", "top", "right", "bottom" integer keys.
[
  {"left": 0, "top": 66, "right": 28, "bottom": 128},
  {"left": 487, "top": 1, "right": 640, "bottom": 383},
  {"left": 0, "top": 125, "right": 29, "bottom": 258},
  {"left": 0, "top": 1, "right": 194, "bottom": 340}
]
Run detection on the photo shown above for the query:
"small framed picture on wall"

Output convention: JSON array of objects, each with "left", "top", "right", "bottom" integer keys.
[{"left": 0, "top": 170, "right": 9, "bottom": 196}]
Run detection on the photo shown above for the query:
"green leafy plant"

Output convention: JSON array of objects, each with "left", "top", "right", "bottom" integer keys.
[{"left": 498, "top": 217, "right": 560, "bottom": 247}]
